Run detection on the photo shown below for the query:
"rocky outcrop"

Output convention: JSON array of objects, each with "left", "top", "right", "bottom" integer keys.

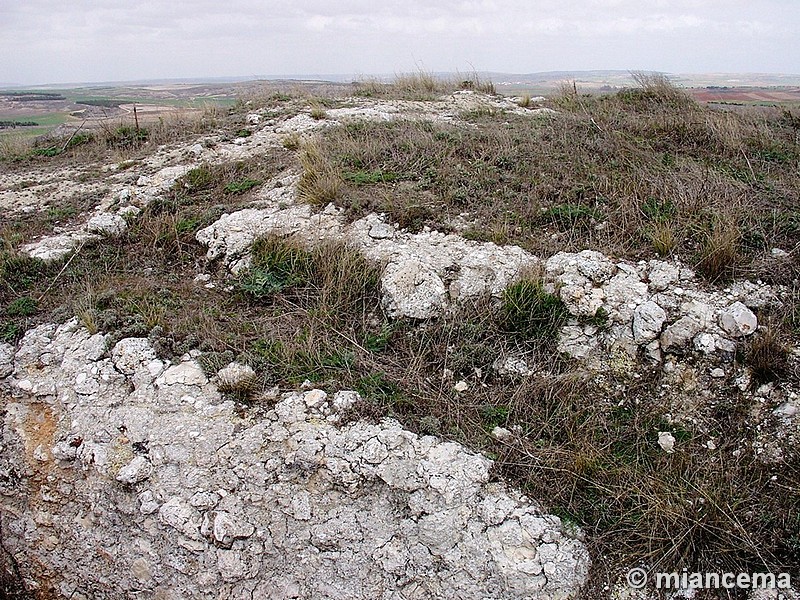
[
  {"left": 196, "top": 206, "right": 539, "bottom": 320},
  {"left": 0, "top": 320, "right": 589, "bottom": 598},
  {"left": 545, "top": 251, "right": 779, "bottom": 368}
]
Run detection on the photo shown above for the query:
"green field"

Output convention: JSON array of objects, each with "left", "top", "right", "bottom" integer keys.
[
  {"left": 0, "top": 112, "right": 70, "bottom": 139},
  {"left": 0, "top": 85, "right": 239, "bottom": 139}
]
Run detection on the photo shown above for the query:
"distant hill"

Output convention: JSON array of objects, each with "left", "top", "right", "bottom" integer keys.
[{"left": 5, "top": 70, "right": 800, "bottom": 92}]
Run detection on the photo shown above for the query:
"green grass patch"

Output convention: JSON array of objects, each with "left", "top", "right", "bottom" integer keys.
[
  {"left": 500, "top": 278, "right": 568, "bottom": 341},
  {"left": 357, "top": 372, "right": 404, "bottom": 405},
  {"left": 252, "top": 338, "right": 354, "bottom": 384},
  {"left": 107, "top": 126, "right": 148, "bottom": 149},
  {"left": 182, "top": 165, "right": 216, "bottom": 190},
  {"left": 5, "top": 296, "right": 37, "bottom": 317},
  {"left": 223, "top": 178, "right": 261, "bottom": 194},
  {"left": 541, "top": 203, "right": 604, "bottom": 229},
  {"left": 0, "top": 253, "right": 52, "bottom": 294},
  {"left": 236, "top": 268, "right": 294, "bottom": 299},
  {"left": 0, "top": 321, "right": 21, "bottom": 343}
]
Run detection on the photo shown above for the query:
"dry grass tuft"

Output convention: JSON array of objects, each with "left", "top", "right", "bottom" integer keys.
[
  {"left": 297, "top": 140, "right": 342, "bottom": 205},
  {"left": 694, "top": 217, "right": 742, "bottom": 281},
  {"left": 647, "top": 221, "right": 679, "bottom": 257},
  {"left": 354, "top": 70, "right": 496, "bottom": 100},
  {"left": 628, "top": 71, "right": 695, "bottom": 110},
  {"left": 747, "top": 325, "right": 790, "bottom": 383},
  {"left": 72, "top": 286, "right": 100, "bottom": 334},
  {"left": 310, "top": 104, "right": 327, "bottom": 120}
]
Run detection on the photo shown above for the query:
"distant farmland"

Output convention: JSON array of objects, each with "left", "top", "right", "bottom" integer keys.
[{"left": 688, "top": 86, "right": 800, "bottom": 105}]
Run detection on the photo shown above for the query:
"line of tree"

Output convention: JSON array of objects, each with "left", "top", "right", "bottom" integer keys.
[
  {"left": 0, "top": 120, "right": 39, "bottom": 128},
  {"left": 1, "top": 92, "right": 65, "bottom": 101},
  {"left": 75, "top": 99, "right": 121, "bottom": 108}
]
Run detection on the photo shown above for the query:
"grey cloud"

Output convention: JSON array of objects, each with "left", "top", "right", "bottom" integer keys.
[{"left": 0, "top": 0, "right": 797, "bottom": 84}]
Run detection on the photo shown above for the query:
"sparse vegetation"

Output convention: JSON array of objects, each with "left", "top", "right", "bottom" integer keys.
[
  {"left": 354, "top": 70, "right": 496, "bottom": 100},
  {"left": 105, "top": 125, "right": 149, "bottom": 149},
  {"left": 1, "top": 76, "right": 799, "bottom": 597},
  {"left": 297, "top": 139, "right": 342, "bottom": 205},
  {"left": 302, "top": 77, "right": 800, "bottom": 284},
  {"left": 747, "top": 325, "right": 790, "bottom": 383},
  {"left": 310, "top": 105, "right": 327, "bottom": 120},
  {"left": 282, "top": 132, "right": 301, "bottom": 150},
  {"left": 0, "top": 250, "right": 55, "bottom": 342},
  {"left": 1, "top": 108, "right": 222, "bottom": 163},
  {"left": 0, "top": 321, "right": 22, "bottom": 343},
  {"left": 223, "top": 178, "right": 261, "bottom": 195}
]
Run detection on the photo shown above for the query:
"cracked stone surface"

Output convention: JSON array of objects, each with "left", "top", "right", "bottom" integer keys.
[{"left": 0, "top": 320, "right": 589, "bottom": 598}]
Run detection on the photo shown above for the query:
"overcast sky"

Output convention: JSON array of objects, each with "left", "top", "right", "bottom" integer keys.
[{"left": 1, "top": 0, "right": 798, "bottom": 85}]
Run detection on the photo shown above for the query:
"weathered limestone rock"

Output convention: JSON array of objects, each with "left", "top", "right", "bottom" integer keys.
[
  {"left": 558, "top": 326, "right": 601, "bottom": 360},
  {"left": 195, "top": 205, "right": 343, "bottom": 271},
  {"left": 647, "top": 260, "right": 681, "bottom": 291},
  {"left": 547, "top": 250, "right": 615, "bottom": 284},
  {"left": 136, "top": 164, "right": 193, "bottom": 191},
  {"left": 116, "top": 455, "right": 153, "bottom": 485},
  {"left": 657, "top": 431, "right": 676, "bottom": 453},
  {"left": 197, "top": 209, "right": 539, "bottom": 320},
  {"left": 544, "top": 250, "right": 780, "bottom": 365},
  {"left": 21, "top": 231, "right": 97, "bottom": 261},
  {"left": 161, "top": 361, "right": 208, "bottom": 386},
  {"left": 368, "top": 221, "right": 395, "bottom": 239},
  {"left": 493, "top": 355, "right": 534, "bottom": 377},
  {"left": 660, "top": 316, "right": 703, "bottom": 353},
  {"left": 216, "top": 362, "right": 257, "bottom": 390},
  {"left": 381, "top": 259, "right": 448, "bottom": 319},
  {"left": 0, "top": 342, "right": 13, "bottom": 378},
  {"left": 602, "top": 271, "right": 648, "bottom": 322},
  {"left": 545, "top": 251, "right": 612, "bottom": 317},
  {"left": 158, "top": 496, "right": 204, "bottom": 539},
  {"left": 87, "top": 212, "right": 127, "bottom": 236},
  {"left": 112, "top": 337, "right": 157, "bottom": 375},
  {"left": 1, "top": 322, "right": 590, "bottom": 599},
  {"left": 202, "top": 510, "right": 255, "bottom": 548},
  {"left": 719, "top": 301, "right": 758, "bottom": 337},
  {"left": 632, "top": 301, "right": 667, "bottom": 344},
  {"left": 693, "top": 332, "right": 717, "bottom": 354}
]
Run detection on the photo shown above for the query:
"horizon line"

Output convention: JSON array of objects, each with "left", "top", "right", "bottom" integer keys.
[{"left": 4, "top": 69, "right": 800, "bottom": 89}]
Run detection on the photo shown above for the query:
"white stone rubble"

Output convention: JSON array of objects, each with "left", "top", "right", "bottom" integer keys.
[
  {"left": 543, "top": 251, "right": 778, "bottom": 369},
  {"left": 216, "top": 362, "right": 257, "bottom": 390},
  {"left": 657, "top": 431, "right": 676, "bottom": 453}
]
